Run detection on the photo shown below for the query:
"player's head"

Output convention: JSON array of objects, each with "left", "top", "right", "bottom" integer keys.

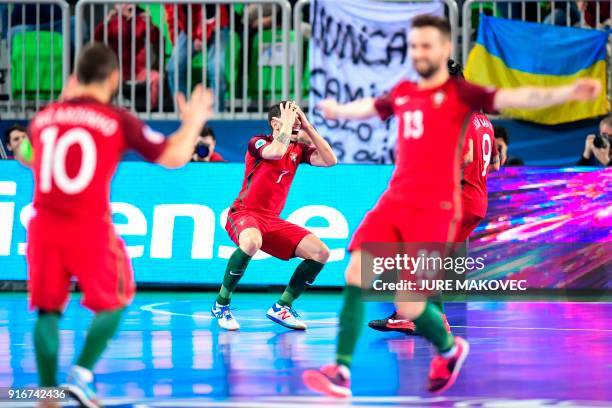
[
  {"left": 600, "top": 113, "right": 612, "bottom": 136},
  {"left": 409, "top": 15, "right": 452, "bottom": 80},
  {"left": 447, "top": 59, "right": 464, "bottom": 78},
  {"left": 75, "top": 42, "right": 120, "bottom": 102},
  {"left": 4, "top": 124, "right": 27, "bottom": 153},
  {"left": 493, "top": 126, "right": 508, "bottom": 146},
  {"left": 268, "top": 100, "right": 301, "bottom": 137}
]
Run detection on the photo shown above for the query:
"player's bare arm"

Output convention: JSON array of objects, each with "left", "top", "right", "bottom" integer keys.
[
  {"left": 488, "top": 155, "right": 501, "bottom": 172},
  {"left": 296, "top": 106, "right": 337, "bottom": 167},
  {"left": 318, "top": 98, "right": 378, "bottom": 120},
  {"left": 156, "top": 85, "right": 213, "bottom": 168},
  {"left": 493, "top": 78, "right": 602, "bottom": 111},
  {"left": 261, "top": 101, "right": 298, "bottom": 160}
]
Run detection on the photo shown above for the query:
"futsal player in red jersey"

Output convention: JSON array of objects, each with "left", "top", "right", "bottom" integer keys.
[
  {"left": 302, "top": 15, "right": 601, "bottom": 397},
  {"left": 211, "top": 101, "right": 337, "bottom": 331},
  {"left": 368, "top": 61, "right": 501, "bottom": 335},
  {"left": 17, "top": 43, "right": 213, "bottom": 408}
]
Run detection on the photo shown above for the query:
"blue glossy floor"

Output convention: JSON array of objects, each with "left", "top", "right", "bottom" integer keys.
[{"left": 1, "top": 292, "right": 611, "bottom": 407}]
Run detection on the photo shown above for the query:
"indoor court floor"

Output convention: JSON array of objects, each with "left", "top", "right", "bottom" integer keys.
[{"left": 1, "top": 292, "right": 611, "bottom": 407}]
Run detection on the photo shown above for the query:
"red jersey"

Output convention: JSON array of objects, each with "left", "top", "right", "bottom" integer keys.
[
  {"left": 209, "top": 151, "right": 225, "bottom": 162},
  {"left": 28, "top": 97, "right": 167, "bottom": 236},
  {"left": 231, "top": 134, "right": 316, "bottom": 216},
  {"left": 374, "top": 78, "right": 497, "bottom": 213},
  {"left": 462, "top": 112, "right": 498, "bottom": 218}
]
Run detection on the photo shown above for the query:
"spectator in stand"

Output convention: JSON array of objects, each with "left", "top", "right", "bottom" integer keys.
[
  {"left": 243, "top": 1, "right": 310, "bottom": 37},
  {"left": 494, "top": 125, "right": 524, "bottom": 166},
  {"left": 94, "top": 4, "right": 161, "bottom": 107},
  {"left": 577, "top": 114, "right": 611, "bottom": 167},
  {"left": 166, "top": 5, "right": 229, "bottom": 111},
  {"left": 192, "top": 126, "right": 225, "bottom": 162},
  {"left": 543, "top": 2, "right": 581, "bottom": 25},
  {"left": 3, "top": 124, "right": 27, "bottom": 160},
  {"left": 578, "top": 0, "right": 611, "bottom": 27}
]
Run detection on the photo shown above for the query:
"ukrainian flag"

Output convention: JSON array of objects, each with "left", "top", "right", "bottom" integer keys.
[{"left": 465, "top": 15, "right": 609, "bottom": 125}]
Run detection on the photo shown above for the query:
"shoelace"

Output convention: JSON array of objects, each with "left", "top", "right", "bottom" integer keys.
[
  {"left": 429, "top": 355, "right": 451, "bottom": 379},
  {"left": 287, "top": 306, "right": 301, "bottom": 318},
  {"left": 215, "top": 305, "right": 236, "bottom": 320}
]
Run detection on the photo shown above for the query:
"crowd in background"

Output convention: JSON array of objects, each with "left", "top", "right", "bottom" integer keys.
[{"left": 0, "top": 1, "right": 610, "bottom": 165}]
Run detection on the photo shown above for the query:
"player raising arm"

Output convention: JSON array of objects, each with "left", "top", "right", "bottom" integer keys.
[
  {"left": 303, "top": 14, "right": 602, "bottom": 398},
  {"left": 19, "top": 43, "right": 212, "bottom": 408},
  {"left": 318, "top": 78, "right": 602, "bottom": 120}
]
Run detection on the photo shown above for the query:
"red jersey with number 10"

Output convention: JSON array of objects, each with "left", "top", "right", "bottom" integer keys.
[
  {"left": 230, "top": 134, "right": 316, "bottom": 216},
  {"left": 374, "top": 78, "right": 497, "bottom": 213},
  {"left": 462, "top": 112, "right": 498, "bottom": 218},
  {"left": 28, "top": 97, "right": 167, "bottom": 237}
]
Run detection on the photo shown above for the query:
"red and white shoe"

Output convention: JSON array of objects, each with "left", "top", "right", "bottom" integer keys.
[
  {"left": 302, "top": 364, "right": 351, "bottom": 398},
  {"left": 427, "top": 336, "right": 470, "bottom": 393}
]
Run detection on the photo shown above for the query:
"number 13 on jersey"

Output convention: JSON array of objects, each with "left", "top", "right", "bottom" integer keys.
[{"left": 402, "top": 110, "right": 424, "bottom": 139}]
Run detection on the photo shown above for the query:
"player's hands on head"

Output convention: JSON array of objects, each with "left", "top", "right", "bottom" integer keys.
[
  {"left": 177, "top": 84, "right": 214, "bottom": 125},
  {"left": 294, "top": 105, "right": 311, "bottom": 130},
  {"left": 571, "top": 78, "right": 602, "bottom": 101},
  {"left": 317, "top": 99, "right": 339, "bottom": 120},
  {"left": 280, "top": 101, "right": 298, "bottom": 130}
]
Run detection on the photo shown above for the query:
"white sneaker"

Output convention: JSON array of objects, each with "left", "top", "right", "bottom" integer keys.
[
  {"left": 211, "top": 302, "right": 240, "bottom": 331},
  {"left": 266, "top": 303, "right": 307, "bottom": 330}
]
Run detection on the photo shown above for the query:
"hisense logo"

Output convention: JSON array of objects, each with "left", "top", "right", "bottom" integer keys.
[{"left": 0, "top": 181, "right": 349, "bottom": 262}]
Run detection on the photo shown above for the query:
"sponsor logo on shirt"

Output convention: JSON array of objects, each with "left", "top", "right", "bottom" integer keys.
[
  {"left": 433, "top": 91, "right": 446, "bottom": 107},
  {"left": 395, "top": 96, "right": 410, "bottom": 106},
  {"left": 255, "top": 139, "right": 266, "bottom": 149},
  {"left": 290, "top": 152, "right": 298, "bottom": 162}
]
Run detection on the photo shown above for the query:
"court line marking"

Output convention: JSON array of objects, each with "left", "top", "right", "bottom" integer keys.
[
  {"left": 140, "top": 302, "right": 612, "bottom": 333},
  {"left": 59, "top": 395, "right": 612, "bottom": 408}
]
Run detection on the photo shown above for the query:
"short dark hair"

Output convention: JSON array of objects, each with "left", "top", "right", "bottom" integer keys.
[
  {"left": 200, "top": 126, "right": 216, "bottom": 140},
  {"left": 76, "top": 43, "right": 119, "bottom": 85},
  {"left": 601, "top": 113, "right": 612, "bottom": 129},
  {"left": 493, "top": 125, "right": 509, "bottom": 145},
  {"left": 4, "top": 124, "right": 27, "bottom": 145},
  {"left": 267, "top": 100, "right": 292, "bottom": 126},
  {"left": 411, "top": 15, "right": 451, "bottom": 39},
  {"left": 448, "top": 59, "right": 464, "bottom": 78}
]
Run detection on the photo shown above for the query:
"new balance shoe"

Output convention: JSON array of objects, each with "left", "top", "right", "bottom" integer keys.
[
  {"left": 427, "top": 336, "right": 470, "bottom": 393},
  {"left": 266, "top": 303, "right": 307, "bottom": 330},
  {"left": 64, "top": 366, "right": 102, "bottom": 408},
  {"left": 303, "top": 364, "right": 352, "bottom": 398},
  {"left": 211, "top": 302, "right": 240, "bottom": 331},
  {"left": 368, "top": 311, "right": 416, "bottom": 334}
]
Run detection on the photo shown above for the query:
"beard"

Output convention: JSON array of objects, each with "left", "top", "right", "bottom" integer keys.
[{"left": 414, "top": 61, "right": 441, "bottom": 79}]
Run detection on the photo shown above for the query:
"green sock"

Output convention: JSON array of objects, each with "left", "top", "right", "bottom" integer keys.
[
  {"left": 413, "top": 302, "right": 454, "bottom": 353},
  {"left": 336, "top": 285, "right": 364, "bottom": 368},
  {"left": 278, "top": 259, "right": 325, "bottom": 307},
  {"left": 76, "top": 308, "right": 124, "bottom": 370},
  {"left": 34, "top": 311, "right": 61, "bottom": 386},
  {"left": 430, "top": 296, "right": 445, "bottom": 314},
  {"left": 216, "top": 248, "right": 252, "bottom": 305}
]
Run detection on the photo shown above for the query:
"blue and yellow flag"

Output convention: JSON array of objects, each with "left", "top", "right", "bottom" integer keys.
[{"left": 465, "top": 15, "right": 609, "bottom": 125}]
